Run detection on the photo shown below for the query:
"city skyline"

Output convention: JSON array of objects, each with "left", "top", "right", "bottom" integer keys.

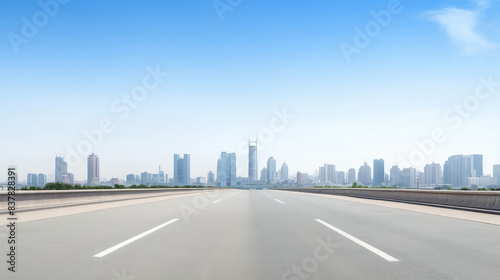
[
  {"left": 1, "top": 0, "right": 499, "bottom": 182},
  {"left": 11, "top": 151, "right": 500, "bottom": 188}
]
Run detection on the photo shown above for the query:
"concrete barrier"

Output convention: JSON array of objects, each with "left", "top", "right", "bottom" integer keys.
[
  {"left": 278, "top": 188, "right": 500, "bottom": 211},
  {"left": 0, "top": 188, "right": 217, "bottom": 213}
]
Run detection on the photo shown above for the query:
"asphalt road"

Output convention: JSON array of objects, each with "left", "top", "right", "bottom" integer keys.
[{"left": 0, "top": 189, "right": 498, "bottom": 280}]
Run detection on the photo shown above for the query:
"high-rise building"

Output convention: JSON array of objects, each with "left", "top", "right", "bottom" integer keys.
[
  {"left": 390, "top": 165, "right": 401, "bottom": 186},
  {"left": 401, "top": 167, "right": 417, "bottom": 187},
  {"left": 443, "top": 154, "right": 482, "bottom": 186},
  {"left": 297, "top": 171, "right": 303, "bottom": 186},
  {"left": 207, "top": 171, "right": 215, "bottom": 185},
  {"left": 135, "top": 175, "right": 140, "bottom": 184},
  {"left": 216, "top": 152, "right": 237, "bottom": 187},
  {"left": 65, "top": 173, "right": 74, "bottom": 184},
  {"left": 267, "top": 157, "right": 276, "bottom": 183},
  {"left": 55, "top": 156, "right": 68, "bottom": 183},
  {"left": 141, "top": 172, "right": 152, "bottom": 185},
  {"left": 464, "top": 154, "right": 483, "bottom": 178},
  {"left": 27, "top": 173, "right": 37, "bottom": 187},
  {"left": 325, "top": 164, "right": 335, "bottom": 184},
  {"left": 174, "top": 154, "right": 190, "bottom": 185},
  {"left": 280, "top": 162, "right": 289, "bottom": 181},
  {"left": 373, "top": 159, "right": 384, "bottom": 186},
  {"left": 159, "top": 165, "right": 165, "bottom": 184},
  {"left": 87, "top": 153, "right": 100, "bottom": 186},
  {"left": 347, "top": 168, "right": 356, "bottom": 184},
  {"left": 260, "top": 167, "right": 268, "bottom": 182},
  {"left": 424, "top": 163, "right": 442, "bottom": 185},
  {"left": 319, "top": 166, "right": 325, "bottom": 183},
  {"left": 358, "top": 162, "right": 372, "bottom": 186},
  {"left": 494, "top": 165, "right": 500, "bottom": 185},
  {"left": 336, "top": 171, "right": 345, "bottom": 185},
  {"left": 37, "top": 173, "right": 46, "bottom": 187},
  {"left": 126, "top": 174, "right": 136, "bottom": 184},
  {"left": 248, "top": 139, "right": 258, "bottom": 181}
]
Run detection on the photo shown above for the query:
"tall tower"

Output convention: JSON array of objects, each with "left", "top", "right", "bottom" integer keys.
[
  {"left": 267, "top": 156, "right": 276, "bottom": 184},
  {"left": 373, "top": 159, "right": 384, "bottom": 186},
  {"left": 174, "top": 154, "right": 190, "bottom": 185},
  {"left": 248, "top": 138, "right": 258, "bottom": 182},
  {"left": 87, "top": 153, "right": 100, "bottom": 186},
  {"left": 55, "top": 156, "right": 68, "bottom": 183}
]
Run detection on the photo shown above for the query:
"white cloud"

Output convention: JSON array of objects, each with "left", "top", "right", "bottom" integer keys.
[{"left": 424, "top": 1, "right": 498, "bottom": 53}]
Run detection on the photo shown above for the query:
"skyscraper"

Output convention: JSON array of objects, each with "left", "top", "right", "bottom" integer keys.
[
  {"left": 248, "top": 139, "right": 258, "bottom": 181},
  {"left": 207, "top": 171, "right": 215, "bottom": 185},
  {"left": 37, "top": 173, "right": 46, "bottom": 187},
  {"left": 336, "top": 171, "right": 345, "bottom": 185},
  {"left": 87, "top": 153, "right": 100, "bottom": 186},
  {"left": 424, "top": 163, "right": 442, "bottom": 185},
  {"left": 280, "top": 162, "right": 289, "bottom": 181},
  {"left": 401, "top": 167, "right": 417, "bottom": 187},
  {"left": 390, "top": 165, "right": 401, "bottom": 186},
  {"left": 159, "top": 165, "right": 165, "bottom": 184},
  {"left": 325, "top": 164, "right": 335, "bottom": 184},
  {"left": 55, "top": 156, "right": 68, "bottom": 183},
  {"left": 373, "top": 159, "right": 384, "bottom": 186},
  {"left": 358, "top": 162, "right": 372, "bottom": 186},
  {"left": 141, "top": 172, "right": 152, "bottom": 185},
  {"left": 267, "top": 157, "right": 276, "bottom": 183},
  {"left": 494, "top": 165, "right": 500, "bottom": 185},
  {"left": 347, "top": 168, "right": 356, "bottom": 184},
  {"left": 260, "top": 167, "right": 268, "bottom": 182},
  {"left": 126, "top": 174, "right": 136, "bottom": 184},
  {"left": 174, "top": 154, "right": 191, "bottom": 185},
  {"left": 216, "top": 152, "right": 237, "bottom": 187},
  {"left": 443, "top": 154, "right": 482, "bottom": 186},
  {"left": 27, "top": 173, "right": 37, "bottom": 187}
]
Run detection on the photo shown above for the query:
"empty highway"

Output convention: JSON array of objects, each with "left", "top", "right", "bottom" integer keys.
[{"left": 0, "top": 189, "right": 499, "bottom": 280}]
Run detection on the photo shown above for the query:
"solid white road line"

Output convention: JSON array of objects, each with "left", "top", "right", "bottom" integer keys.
[
  {"left": 315, "top": 219, "right": 399, "bottom": 262},
  {"left": 212, "top": 199, "right": 222, "bottom": 204},
  {"left": 274, "top": 199, "right": 284, "bottom": 204},
  {"left": 93, "top": 218, "right": 179, "bottom": 258}
]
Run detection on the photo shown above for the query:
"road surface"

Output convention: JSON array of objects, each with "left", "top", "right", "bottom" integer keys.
[{"left": 0, "top": 189, "right": 498, "bottom": 279}]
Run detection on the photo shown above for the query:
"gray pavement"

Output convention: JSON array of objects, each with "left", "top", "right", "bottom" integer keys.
[{"left": 0, "top": 189, "right": 498, "bottom": 280}]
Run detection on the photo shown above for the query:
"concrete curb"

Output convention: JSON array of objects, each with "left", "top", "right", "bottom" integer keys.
[
  {"left": 0, "top": 188, "right": 216, "bottom": 213},
  {"left": 278, "top": 188, "right": 500, "bottom": 211}
]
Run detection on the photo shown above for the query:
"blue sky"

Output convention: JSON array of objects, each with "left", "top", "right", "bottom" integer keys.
[{"left": 1, "top": 0, "right": 499, "bottom": 183}]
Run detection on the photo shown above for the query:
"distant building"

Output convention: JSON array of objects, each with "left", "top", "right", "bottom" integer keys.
[
  {"left": 424, "top": 163, "right": 442, "bottom": 185},
  {"left": 27, "top": 173, "right": 37, "bottom": 187},
  {"left": 126, "top": 174, "right": 136, "bottom": 184},
  {"left": 248, "top": 139, "right": 258, "bottom": 182},
  {"left": 336, "top": 171, "right": 345, "bottom": 185},
  {"left": 159, "top": 166, "right": 165, "bottom": 184},
  {"left": 267, "top": 157, "right": 276, "bottom": 183},
  {"left": 37, "top": 173, "right": 46, "bottom": 187},
  {"left": 196, "top": 177, "right": 206, "bottom": 185},
  {"left": 55, "top": 156, "right": 68, "bottom": 183},
  {"left": 174, "top": 154, "right": 190, "bottom": 185},
  {"left": 141, "top": 172, "right": 152, "bottom": 185},
  {"left": 493, "top": 164, "right": 500, "bottom": 185},
  {"left": 358, "top": 162, "right": 372, "bottom": 186},
  {"left": 260, "top": 167, "right": 268, "bottom": 183},
  {"left": 207, "top": 171, "right": 215, "bottom": 185},
  {"left": 87, "top": 153, "right": 100, "bottom": 186},
  {"left": 280, "top": 162, "right": 289, "bottom": 181},
  {"left": 347, "top": 168, "right": 356, "bottom": 184},
  {"left": 66, "top": 173, "right": 74, "bottom": 184},
  {"left": 109, "top": 178, "right": 119, "bottom": 186},
  {"left": 297, "top": 171, "right": 303, "bottom": 186},
  {"left": 135, "top": 175, "right": 140, "bottom": 183},
  {"left": 373, "top": 159, "right": 384, "bottom": 186},
  {"left": 216, "top": 152, "right": 237, "bottom": 187},
  {"left": 444, "top": 154, "right": 483, "bottom": 186},
  {"left": 479, "top": 175, "right": 496, "bottom": 186},
  {"left": 401, "top": 167, "right": 416, "bottom": 187},
  {"left": 390, "top": 165, "right": 401, "bottom": 186}
]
